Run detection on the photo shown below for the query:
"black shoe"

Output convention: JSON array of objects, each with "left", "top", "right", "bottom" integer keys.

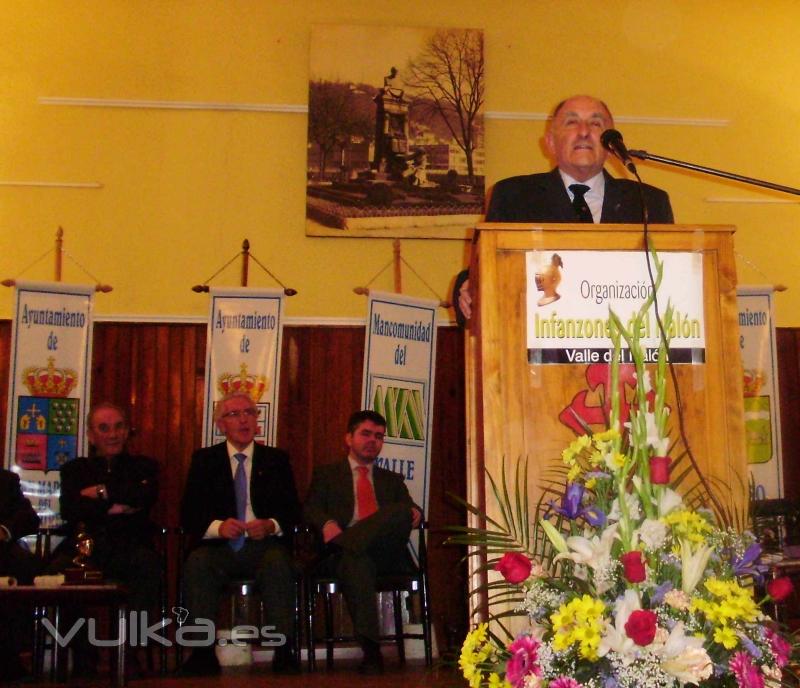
[
  {"left": 178, "top": 648, "right": 221, "bottom": 676},
  {"left": 357, "top": 639, "right": 384, "bottom": 675},
  {"left": 272, "top": 644, "right": 301, "bottom": 675}
]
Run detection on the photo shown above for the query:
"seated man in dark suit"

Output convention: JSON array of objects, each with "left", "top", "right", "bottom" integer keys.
[
  {"left": 454, "top": 94, "right": 674, "bottom": 323},
  {"left": 55, "top": 402, "right": 161, "bottom": 613},
  {"left": 0, "top": 466, "right": 41, "bottom": 681},
  {"left": 180, "top": 391, "right": 302, "bottom": 675},
  {"left": 304, "top": 410, "right": 422, "bottom": 675}
]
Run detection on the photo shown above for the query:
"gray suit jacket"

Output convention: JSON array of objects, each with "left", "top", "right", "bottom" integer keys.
[{"left": 304, "top": 459, "right": 415, "bottom": 532}]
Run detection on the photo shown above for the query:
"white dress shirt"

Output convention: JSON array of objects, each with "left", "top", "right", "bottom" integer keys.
[
  {"left": 559, "top": 169, "right": 606, "bottom": 223},
  {"left": 203, "top": 441, "right": 281, "bottom": 539}
]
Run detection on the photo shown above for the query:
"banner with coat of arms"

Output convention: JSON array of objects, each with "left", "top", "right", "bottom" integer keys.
[
  {"left": 4, "top": 281, "right": 94, "bottom": 527},
  {"left": 361, "top": 291, "right": 438, "bottom": 527},
  {"left": 737, "top": 286, "right": 783, "bottom": 498},
  {"left": 202, "top": 287, "right": 285, "bottom": 447}
]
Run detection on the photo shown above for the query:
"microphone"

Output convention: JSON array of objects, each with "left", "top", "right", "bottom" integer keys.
[{"left": 601, "top": 129, "right": 637, "bottom": 174}]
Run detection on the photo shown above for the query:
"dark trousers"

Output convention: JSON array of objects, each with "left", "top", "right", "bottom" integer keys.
[
  {"left": 183, "top": 537, "right": 296, "bottom": 642},
  {"left": 50, "top": 543, "right": 161, "bottom": 613},
  {"left": 0, "top": 542, "right": 41, "bottom": 665},
  {"left": 320, "top": 503, "right": 413, "bottom": 643}
]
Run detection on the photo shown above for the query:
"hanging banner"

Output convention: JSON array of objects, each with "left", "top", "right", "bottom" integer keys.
[
  {"left": 4, "top": 281, "right": 94, "bottom": 527},
  {"left": 526, "top": 251, "right": 705, "bottom": 364},
  {"left": 737, "top": 286, "right": 783, "bottom": 498},
  {"left": 361, "top": 291, "right": 438, "bottom": 523},
  {"left": 202, "top": 287, "right": 285, "bottom": 447}
]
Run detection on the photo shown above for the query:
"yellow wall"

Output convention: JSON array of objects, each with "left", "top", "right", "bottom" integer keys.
[{"left": 2, "top": 1, "right": 799, "bottom": 323}]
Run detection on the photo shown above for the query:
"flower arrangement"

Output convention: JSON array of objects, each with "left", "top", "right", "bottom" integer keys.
[{"left": 453, "top": 255, "right": 796, "bottom": 688}]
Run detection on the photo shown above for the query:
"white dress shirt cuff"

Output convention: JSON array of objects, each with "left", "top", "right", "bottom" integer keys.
[
  {"left": 203, "top": 518, "right": 282, "bottom": 539},
  {"left": 204, "top": 520, "right": 223, "bottom": 539}
]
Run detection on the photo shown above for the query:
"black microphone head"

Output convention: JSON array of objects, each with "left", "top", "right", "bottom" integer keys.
[{"left": 600, "top": 128, "right": 623, "bottom": 151}]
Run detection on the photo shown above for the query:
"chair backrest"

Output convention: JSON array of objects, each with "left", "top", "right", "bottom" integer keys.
[{"left": 751, "top": 498, "right": 799, "bottom": 552}]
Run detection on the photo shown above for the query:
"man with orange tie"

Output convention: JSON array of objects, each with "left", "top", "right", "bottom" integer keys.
[{"left": 304, "top": 410, "right": 422, "bottom": 675}]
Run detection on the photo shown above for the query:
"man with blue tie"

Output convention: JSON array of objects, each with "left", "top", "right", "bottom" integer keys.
[{"left": 180, "top": 391, "right": 301, "bottom": 675}]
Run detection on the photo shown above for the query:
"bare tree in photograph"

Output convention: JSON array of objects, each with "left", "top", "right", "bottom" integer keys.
[
  {"left": 406, "top": 29, "right": 484, "bottom": 185},
  {"left": 308, "top": 80, "right": 373, "bottom": 180}
]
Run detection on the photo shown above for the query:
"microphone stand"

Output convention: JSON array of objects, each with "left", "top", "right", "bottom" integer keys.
[{"left": 628, "top": 149, "right": 800, "bottom": 196}]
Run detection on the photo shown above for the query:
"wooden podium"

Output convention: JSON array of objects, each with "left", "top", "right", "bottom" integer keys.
[{"left": 464, "top": 223, "right": 747, "bottom": 611}]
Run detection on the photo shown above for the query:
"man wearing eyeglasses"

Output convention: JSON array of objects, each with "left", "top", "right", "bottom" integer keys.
[{"left": 179, "top": 391, "right": 302, "bottom": 675}]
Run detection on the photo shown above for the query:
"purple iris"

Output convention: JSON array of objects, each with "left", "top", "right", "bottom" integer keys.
[
  {"left": 731, "top": 543, "right": 768, "bottom": 583},
  {"left": 548, "top": 483, "right": 606, "bottom": 527}
]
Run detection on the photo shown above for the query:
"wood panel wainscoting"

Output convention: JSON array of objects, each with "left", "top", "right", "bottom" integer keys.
[
  {"left": 777, "top": 328, "right": 800, "bottom": 501},
  {"left": 0, "top": 320, "right": 469, "bottom": 658},
  {"left": 1, "top": 321, "right": 798, "bottom": 657}
]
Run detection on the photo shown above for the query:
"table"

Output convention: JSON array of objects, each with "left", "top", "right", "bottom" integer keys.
[{"left": 0, "top": 584, "right": 129, "bottom": 685}]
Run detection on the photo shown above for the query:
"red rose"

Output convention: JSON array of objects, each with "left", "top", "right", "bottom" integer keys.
[
  {"left": 624, "top": 609, "right": 657, "bottom": 646},
  {"left": 649, "top": 455, "right": 671, "bottom": 484},
  {"left": 620, "top": 551, "right": 646, "bottom": 583},
  {"left": 767, "top": 577, "right": 794, "bottom": 602},
  {"left": 495, "top": 552, "right": 532, "bottom": 584}
]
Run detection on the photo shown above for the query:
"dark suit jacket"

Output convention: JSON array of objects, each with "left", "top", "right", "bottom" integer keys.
[
  {"left": 486, "top": 168, "right": 673, "bottom": 224},
  {"left": 180, "top": 441, "right": 301, "bottom": 550},
  {"left": 304, "top": 459, "right": 415, "bottom": 533},
  {"left": 0, "top": 468, "right": 39, "bottom": 542},
  {"left": 59, "top": 453, "right": 158, "bottom": 552},
  {"left": 453, "top": 167, "right": 674, "bottom": 324}
]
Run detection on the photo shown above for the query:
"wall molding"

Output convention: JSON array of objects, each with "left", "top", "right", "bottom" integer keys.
[
  {"left": 39, "top": 96, "right": 730, "bottom": 127},
  {"left": 39, "top": 96, "right": 306, "bottom": 113},
  {"left": 0, "top": 181, "right": 103, "bottom": 189},
  {"left": 705, "top": 197, "right": 800, "bottom": 204}
]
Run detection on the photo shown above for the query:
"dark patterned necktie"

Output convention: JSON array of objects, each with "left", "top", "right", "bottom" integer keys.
[
  {"left": 230, "top": 453, "right": 247, "bottom": 551},
  {"left": 569, "top": 184, "right": 594, "bottom": 223}
]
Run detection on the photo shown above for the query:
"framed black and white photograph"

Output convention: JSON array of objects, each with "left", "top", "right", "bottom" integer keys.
[{"left": 306, "top": 24, "right": 485, "bottom": 239}]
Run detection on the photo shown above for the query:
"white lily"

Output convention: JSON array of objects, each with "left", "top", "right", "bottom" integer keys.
[
  {"left": 554, "top": 523, "right": 619, "bottom": 570},
  {"left": 680, "top": 539, "right": 713, "bottom": 594},
  {"left": 598, "top": 589, "right": 640, "bottom": 662},
  {"left": 658, "top": 488, "right": 683, "bottom": 517}
]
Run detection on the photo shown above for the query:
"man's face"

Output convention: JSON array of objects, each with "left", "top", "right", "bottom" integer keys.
[
  {"left": 545, "top": 96, "right": 613, "bottom": 182},
  {"left": 88, "top": 407, "right": 129, "bottom": 458},
  {"left": 216, "top": 396, "right": 258, "bottom": 450},
  {"left": 345, "top": 420, "right": 385, "bottom": 466}
]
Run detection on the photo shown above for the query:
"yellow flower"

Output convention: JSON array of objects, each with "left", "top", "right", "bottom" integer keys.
[
  {"left": 567, "top": 464, "right": 581, "bottom": 482},
  {"left": 460, "top": 623, "right": 493, "bottom": 685},
  {"left": 550, "top": 594, "right": 606, "bottom": 660},
  {"left": 488, "top": 672, "right": 512, "bottom": 688},
  {"left": 593, "top": 428, "right": 619, "bottom": 443},
  {"left": 713, "top": 625, "right": 738, "bottom": 650}
]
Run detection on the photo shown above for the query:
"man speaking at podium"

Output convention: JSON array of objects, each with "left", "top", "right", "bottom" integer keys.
[{"left": 454, "top": 94, "right": 674, "bottom": 323}]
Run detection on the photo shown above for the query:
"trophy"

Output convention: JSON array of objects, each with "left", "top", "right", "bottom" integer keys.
[{"left": 64, "top": 523, "right": 103, "bottom": 583}]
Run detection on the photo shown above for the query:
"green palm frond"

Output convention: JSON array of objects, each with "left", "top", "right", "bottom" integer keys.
[{"left": 445, "top": 456, "right": 562, "bottom": 638}]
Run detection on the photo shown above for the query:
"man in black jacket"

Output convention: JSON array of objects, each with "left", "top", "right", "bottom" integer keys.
[
  {"left": 0, "top": 467, "right": 40, "bottom": 680},
  {"left": 56, "top": 402, "right": 160, "bottom": 612},
  {"left": 304, "top": 410, "right": 421, "bottom": 674},
  {"left": 454, "top": 94, "right": 674, "bottom": 323},
  {"left": 180, "top": 391, "right": 302, "bottom": 675}
]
